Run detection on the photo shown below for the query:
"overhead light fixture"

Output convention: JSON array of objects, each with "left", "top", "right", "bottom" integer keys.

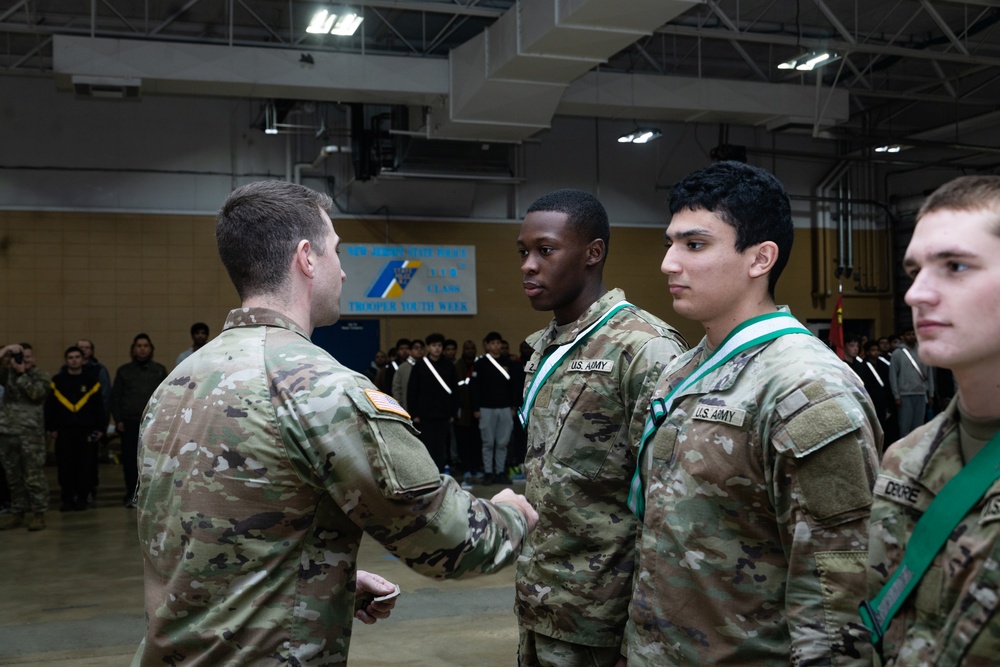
[
  {"left": 618, "top": 128, "right": 662, "bottom": 144},
  {"left": 777, "top": 51, "right": 841, "bottom": 71},
  {"left": 874, "top": 144, "right": 911, "bottom": 153},
  {"left": 307, "top": 7, "right": 363, "bottom": 36},
  {"left": 264, "top": 101, "right": 278, "bottom": 135}
]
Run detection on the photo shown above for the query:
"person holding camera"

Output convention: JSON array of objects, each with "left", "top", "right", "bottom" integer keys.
[{"left": 0, "top": 343, "right": 52, "bottom": 531}]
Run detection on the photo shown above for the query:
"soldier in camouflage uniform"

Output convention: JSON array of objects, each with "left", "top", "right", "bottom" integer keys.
[
  {"left": 865, "top": 176, "right": 1000, "bottom": 666},
  {"left": 0, "top": 343, "right": 52, "bottom": 531},
  {"left": 627, "top": 162, "right": 881, "bottom": 666},
  {"left": 515, "top": 189, "right": 687, "bottom": 666},
  {"left": 133, "top": 180, "right": 537, "bottom": 667}
]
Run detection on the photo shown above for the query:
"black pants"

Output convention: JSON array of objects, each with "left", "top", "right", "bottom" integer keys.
[
  {"left": 454, "top": 422, "right": 481, "bottom": 472},
  {"left": 418, "top": 418, "right": 451, "bottom": 472},
  {"left": 120, "top": 419, "right": 141, "bottom": 503},
  {"left": 56, "top": 428, "right": 95, "bottom": 505}
]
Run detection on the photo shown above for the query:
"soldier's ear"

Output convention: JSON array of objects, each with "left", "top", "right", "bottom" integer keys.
[
  {"left": 748, "top": 241, "right": 778, "bottom": 280},
  {"left": 585, "top": 238, "right": 606, "bottom": 267},
  {"left": 294, "top": 239, "right": 315, "bottom": 278}
]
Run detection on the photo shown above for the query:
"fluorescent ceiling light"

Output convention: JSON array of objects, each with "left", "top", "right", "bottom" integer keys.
[
  {"left": 777, "top": 51, "right": 840, "bottom": 71},
  {"left": 307, "top": 8, "right": 363, "bottom": 36},
  {"left": 264, "top": 101, "right": 278, "bottom": 135},
  {"left": 618, "top": 128, "right": 662, "bottom": 144},
  {"left": 874, "top": 144, "right": 911, "bottom": 153}
]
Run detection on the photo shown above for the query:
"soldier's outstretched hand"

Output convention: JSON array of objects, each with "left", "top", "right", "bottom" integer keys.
[{"left": 491, "top": 488, "right": 539, "bottom": 533}]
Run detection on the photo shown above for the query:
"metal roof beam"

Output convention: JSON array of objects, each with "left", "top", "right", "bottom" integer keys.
[
  {"left": 150, "top": 0, "right": 205, "bottom": 36},
  {"left": 920, "top": 0, "right": 969, "bottom": 55},
  {"left": 704, "top": 0, "right": 768, "bottom": 81},
  {"left": 811, "top": 0, "right": 856, "bottom": 45},
  {"left": 655, "top": 24, "right": 1000, "bottom": 69}
]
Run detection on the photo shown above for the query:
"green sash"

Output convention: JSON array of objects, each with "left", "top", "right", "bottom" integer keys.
[
  {"left": 626, "top": 311, "right": 811, "bottom": 519},
  {"left": 859, "top": 427, "right": 1000, "bottom": 649},
  {"left": 518, "top": 301, "right": 631, "bottom": 430}
]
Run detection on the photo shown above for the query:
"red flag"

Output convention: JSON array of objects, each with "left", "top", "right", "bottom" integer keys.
[{"left": 829, "top": 293, "right": 845, "bottom": 360}]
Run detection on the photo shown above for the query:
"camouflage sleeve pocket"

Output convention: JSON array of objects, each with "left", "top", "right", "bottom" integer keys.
[
  {"left": 815, "top": 551, "right": 872, "bottom": 661},
  {"left": 345, "top": 386, "right": 440, "bottom": 495}
]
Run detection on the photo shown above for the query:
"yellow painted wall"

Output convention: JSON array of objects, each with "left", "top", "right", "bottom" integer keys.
[{"left": 0, "top": 211, "right": 898, "bottom": 375}]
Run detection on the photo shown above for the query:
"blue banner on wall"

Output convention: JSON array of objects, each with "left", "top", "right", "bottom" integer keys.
[{"left": 340, "top": 244, "right": 477, "bottom": 315}]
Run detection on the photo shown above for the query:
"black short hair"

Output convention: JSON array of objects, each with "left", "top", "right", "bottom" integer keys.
[
  {"left": 425, "top": 333, "right": 445, "bottom": 346},
  {"left": 190, "top": 322, "right": 209, "bottom": 336},
  {"left": 395, "top": 338, "right": 411, "bottom": 349},
  {"left": 443, "top": 339, "right": 457, "bottom": 349},
  {"left": 527, "top": 189, "right": 611, "bottom": 257},
  {"left": 669, "top": 161, "right": 793, "bottom": 296},
  {"left": 131, "top": 333, "right": 154, "bottom": 355},
  {"left": 64, "top": 346, "right": 83, "bottom": 358},
  {"left": 483, "top": 331, "right": 502, "bottom": 344},
  {"left": 866, "top": 341, "right": 880, "bottom": 353},
  {"left": 410, "top": 339, "right": 425, "bottom": 349},
  {"left": 217, "top": 181, "right": 334, "bottom": 301}
]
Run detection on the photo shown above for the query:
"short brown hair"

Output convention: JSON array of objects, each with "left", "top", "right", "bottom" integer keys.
[
  {"left": 918, "top": 175, "right": 1000, "bottom": 234},
  {"left": 217, "top": 181, "right": 334, "bottom": 300}
]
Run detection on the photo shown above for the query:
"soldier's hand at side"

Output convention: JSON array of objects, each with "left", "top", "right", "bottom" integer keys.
[
  {"left": 491, "top": 488, "right": 538, "bottom": 533},
  {"left": 613, "top": 656, "right": 627, "bottom": 667},
  {"left": 354, "top": 570, "right": 399, "bottom": 625}
]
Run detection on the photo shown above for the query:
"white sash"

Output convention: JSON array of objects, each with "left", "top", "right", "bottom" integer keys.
[
  {"left": 627, "top": 311, "right": 812, "bottom": 519},
  {"left": 902, "top": 348, "right": 926, "bottom": 381},
  {"left": 423, "top": 357, "right": 452, "bottom": 395},
  {"left": 485, "top": 353, "right": 510, "bottom": 381},
  {"left": 865, "top": 361, "right": 885, "bottom": 387},
  {"left": 518, "top": 301, "right": 631, "bottom": 429}
]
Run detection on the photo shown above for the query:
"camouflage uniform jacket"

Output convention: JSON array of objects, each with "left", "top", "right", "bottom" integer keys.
[
  {"left": 867, "top": 396, "right": 1000, "bottom": 666},
  {"left": 516, "top": 288, "right": 687, "bottom": 647},
  {"left": 133, "top": 308, "right": 529, "bottom": 667},
  {"left": 0, "top": 366, "right": 51, "bottom": 435},
  {"left": 628, "top": 317, "right": 882, "bottom": 666}
]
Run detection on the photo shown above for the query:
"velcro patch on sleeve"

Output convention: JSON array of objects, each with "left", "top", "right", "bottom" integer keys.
[
  {"left": 363, "top": 389, "right": 411, "bottom": 419},
  {"left": 797, "top": 434, "right": 874, "bottom": 524},
  {"left": 774, "top": 384, "right": 861, "bottom": 457}
]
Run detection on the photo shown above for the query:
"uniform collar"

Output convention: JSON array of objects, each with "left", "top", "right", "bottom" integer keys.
[
  {"left": 668, "top": 305, "right": 793, "bottom": 397},
  {"left": 897, "top": 396, "right": 968, "bottom": 498},
  {"left": 222, "top": 307, "right": 311, "bottom": 341},
  {"left": 531, "top": 288, "right": 627, "bottom": 350}
]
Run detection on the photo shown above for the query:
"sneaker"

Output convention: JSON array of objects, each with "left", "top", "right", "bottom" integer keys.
[
  {"left": 494, "top": 474, "right": 512, "bottom": 485},
  {"left": 0, "top": 513, "right": 25, "bottom": 530},
  {"left": 460, "top": 480, "right": 475, "bottom": 490},
  {"left": 26, "top": 513, "right": 45, "bottom": 531}
]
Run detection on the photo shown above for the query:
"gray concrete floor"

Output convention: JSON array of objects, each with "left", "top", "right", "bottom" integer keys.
[{"left": 0, "top": 464, "right": 521, "bottom": 666}]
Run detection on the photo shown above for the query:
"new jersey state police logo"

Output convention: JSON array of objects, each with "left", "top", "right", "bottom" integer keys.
[{"left": 366, "top": 260, "right": 422, "bottom": 298}]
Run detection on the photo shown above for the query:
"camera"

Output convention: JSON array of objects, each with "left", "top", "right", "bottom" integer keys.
[{"left": 11, "top": 352, "right": 24, "bottom": 364}]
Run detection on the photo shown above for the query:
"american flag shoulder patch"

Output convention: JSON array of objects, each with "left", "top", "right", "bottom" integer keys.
[{"left": 364, "top": 389, "right": 411, "bottom": 419}]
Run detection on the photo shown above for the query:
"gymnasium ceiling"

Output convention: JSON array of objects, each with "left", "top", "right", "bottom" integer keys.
[{"left": 3, "top": 0, "right": 1000, "bottom": 169}]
